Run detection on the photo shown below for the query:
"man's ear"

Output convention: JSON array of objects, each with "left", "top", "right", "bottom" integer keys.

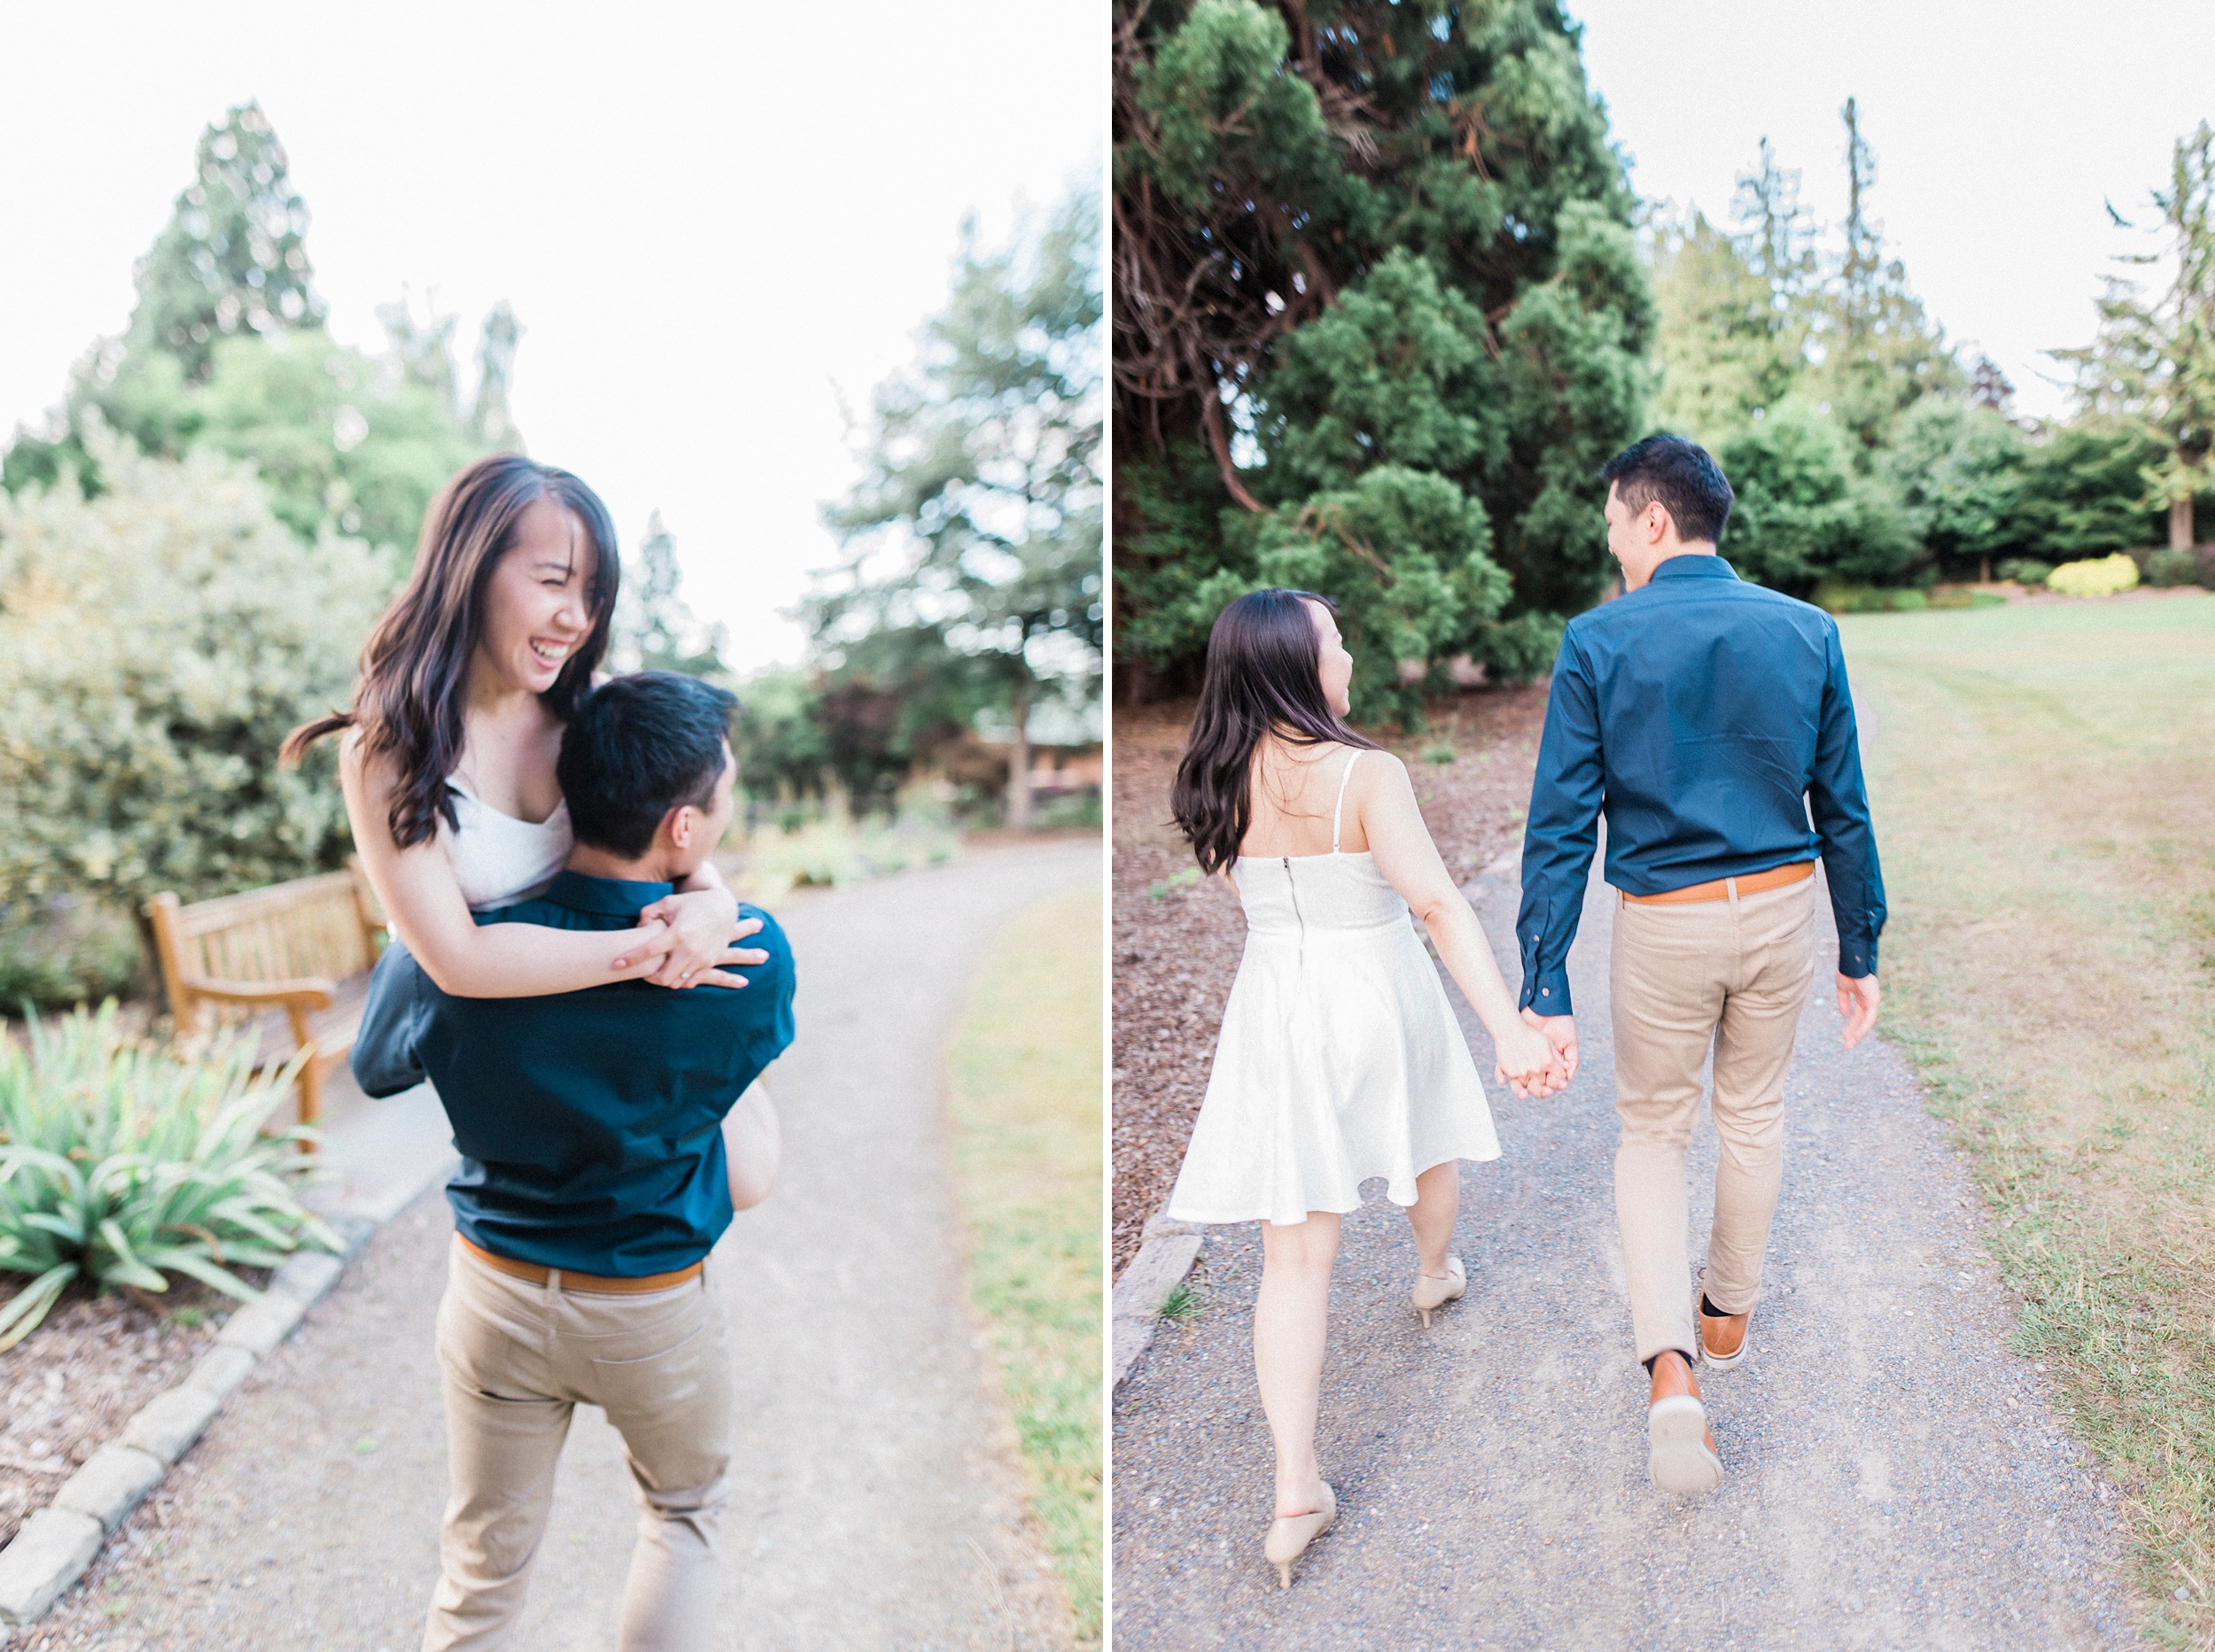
[{"left": 663, "top": 803, "right": 695, "bottom": 850}]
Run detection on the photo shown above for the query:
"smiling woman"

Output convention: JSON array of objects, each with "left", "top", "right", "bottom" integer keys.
[{"left": 280, "top": 453, "right": 763, "bottom": 1000}]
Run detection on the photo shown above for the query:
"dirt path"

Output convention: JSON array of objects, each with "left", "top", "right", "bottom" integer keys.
[
  {"left": 1110, "top": 857, "right": 2140, "bottom": 1649},
  {"left": 28, "top": 840, "right": 1100, "bottom": 1651}
]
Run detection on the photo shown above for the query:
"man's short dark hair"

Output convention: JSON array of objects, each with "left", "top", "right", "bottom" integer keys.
[
  {"left": 557, "top": 671, "right": 739, "bottom": 857},
  {"left": 1598, "top": 434, "right": 1735, "bottom": 546}
]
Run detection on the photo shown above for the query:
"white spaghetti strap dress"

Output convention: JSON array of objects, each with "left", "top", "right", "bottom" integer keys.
[{"left": 1166, "top": 750, "right": 1501, "bottom": 1227}]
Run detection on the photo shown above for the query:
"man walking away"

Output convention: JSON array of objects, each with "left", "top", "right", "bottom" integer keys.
[{"left": 1515, "top": 435, "right": 1885, "bottom": 1494}]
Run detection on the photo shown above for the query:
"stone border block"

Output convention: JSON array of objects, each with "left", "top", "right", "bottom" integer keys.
[
  {"left": 269, "top": 1250, "right": 344, "bottom": 1306},
  {"left": 188, "top": 1344, "right": 258, "bottom": 1400},
  {"left": 214, "top": 1286, "right": 309, "bottom": 1356},
  {"left": 1111, "top": 1213, "right": 1207, "bottom": 1392},
  {"left": 120, "top": 1385, "right": 221, "bottom": 1467},
  {"left": 51, "top": 1446, "right": 166, "bottom": 1536},
  {"left": 0, "top": 1508, "right": 103, "bottom": 1625}
]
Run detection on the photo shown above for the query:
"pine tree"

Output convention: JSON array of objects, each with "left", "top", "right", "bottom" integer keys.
[
  {"left": 125, "top": 101, "right": 325, "bottom": 383},
  {"left": 1113, "top": 0, "right": 1652, "bottom": 711},
  {"left": 472, "top": 302, "right": 524, "bottom": 451},
  {"left": 2058, "top": 121, "right": 2215, "bottom": 549},
  {"left": 1807, "top": 98, "right": 1962, "bottom": 452},
  {"left": 610, "top": 511, "right": 728, "bottom": 678},
  {"left": 814, "top": 191, "right": 1102, "bottom": 828}
]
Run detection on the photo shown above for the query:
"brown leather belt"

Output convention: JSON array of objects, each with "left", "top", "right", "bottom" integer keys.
[
  {"left": 1621, "top": 859, "right": 1815, "bottom": 906},
  {"left": 459, "top": 1233, "right": 703, "bottom": 1295}
]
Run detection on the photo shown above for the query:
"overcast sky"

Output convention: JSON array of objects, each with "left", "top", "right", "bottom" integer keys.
[
  {"left": 1569, "top": 0, "right": 2215, "bottom": 424},
  {"left": 0, "top": 2, "right": 1103, "bottom": 674}
]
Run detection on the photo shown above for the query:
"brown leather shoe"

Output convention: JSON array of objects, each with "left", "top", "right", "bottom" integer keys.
[
  {"left": 1696, "top": 1287, "right": 1751, "bottom": 1369},
  {"left": 1646, "top": 1350, "right": 1722, "bottom": 1494}
]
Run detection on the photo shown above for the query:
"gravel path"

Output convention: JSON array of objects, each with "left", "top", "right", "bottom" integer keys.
[
  {"left": 1111, "top": 856, "right": 2141, "bottom": 1649},
  {"left": 28, "top": 841, "right": 1100, "bottom": 1651}
]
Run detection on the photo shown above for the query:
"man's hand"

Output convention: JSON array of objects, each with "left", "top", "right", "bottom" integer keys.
[
  {"left": 1837, "top": 971, "right": 1879, "bottom": 1050},
  {"left": 1520, "top": 1007, "right": 1580, "bottom": 1086},
  {"left": 1493, "top": 1019, "right": 1568, "bottom": 1100}
]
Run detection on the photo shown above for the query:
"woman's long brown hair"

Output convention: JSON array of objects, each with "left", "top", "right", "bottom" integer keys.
[
  {"left": 283, "top": 454, "right": 620, "bottom": 849},
  {"left": 1169, "top": 589, "right": 1380, "bottom": 875}
]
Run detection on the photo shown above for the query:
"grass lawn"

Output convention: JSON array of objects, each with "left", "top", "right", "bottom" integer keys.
[
  {"left": 946, "top": 886, "right": 1103, "bottom": 1644},
  {"left": 1845, "top": 592, "right": 2215, "bottom": 1645}
]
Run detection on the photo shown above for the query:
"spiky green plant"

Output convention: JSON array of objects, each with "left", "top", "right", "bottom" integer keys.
[{"left": 0, "top": 1003, "right": 336, "bottom": 1351}]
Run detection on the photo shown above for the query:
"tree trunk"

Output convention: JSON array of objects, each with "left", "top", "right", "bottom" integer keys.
[
  {"left": 2172, "top": 493, "right": 2196, "bottom": 552},
  {"left": 1978, "top": 553, "right": 1992, "bottom": 585},
  {"left": 1007, "top": 678, "right": 1034, "bottom": 831}
]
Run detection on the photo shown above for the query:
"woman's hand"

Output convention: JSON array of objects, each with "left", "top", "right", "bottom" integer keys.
[
  {"left": 633, "top": 887, "right": 768, "bottom": 989},
  {"left": 1493, "top": 1019, "right": 1567, "bottom": 1101}
]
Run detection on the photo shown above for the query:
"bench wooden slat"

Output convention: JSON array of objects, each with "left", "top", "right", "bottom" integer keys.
[{"left": 147, "top": 861, "right": 385, "bottom": 1136}]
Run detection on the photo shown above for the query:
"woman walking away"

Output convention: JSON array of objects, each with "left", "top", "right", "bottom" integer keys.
[{"left": 1164, "top": 589, "right": 1566, "bottom": 1590}]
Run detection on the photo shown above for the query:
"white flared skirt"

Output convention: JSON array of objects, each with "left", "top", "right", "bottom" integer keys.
[{"left": 1166, "top": 924, "right": 1501, "bottom": 1228}]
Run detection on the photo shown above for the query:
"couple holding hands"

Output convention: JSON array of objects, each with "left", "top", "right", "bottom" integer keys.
[
  {"left": 1162, "top": 435, "right": 1887, "bottom": 1588},
  {"left": 286, "top": 454, "right": 793, "bottom": 1649}
]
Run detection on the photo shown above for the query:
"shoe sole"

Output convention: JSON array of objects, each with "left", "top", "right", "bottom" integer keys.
[{"left": 1648, "top": 1394, "right": 1723, "bottom": 1494}]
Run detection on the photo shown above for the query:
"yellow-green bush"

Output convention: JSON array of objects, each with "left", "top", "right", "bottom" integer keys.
[
  {"left": 2045, "top": 553, "right": 2141, "bottom": 598},
  {"left": 0, "top": 421, "right": 387, "bottom": 912}
]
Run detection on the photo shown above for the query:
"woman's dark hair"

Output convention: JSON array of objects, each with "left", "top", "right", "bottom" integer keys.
[
  {"left": 284, "top": 454, "right": 621, "bottom": 848},
  {"left": 1597, "top": 433, "right": 1736, "bottom": 545},
  {"left": 557, "top": 671, "right": 739, "bottom": 858},
  {"left": 1169, "top": 588, "right": 1380, "bottom": 875}
]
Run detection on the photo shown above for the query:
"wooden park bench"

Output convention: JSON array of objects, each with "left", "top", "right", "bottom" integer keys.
[{"left": 146, "top": 864, "right": 388, "bottom": 1132}]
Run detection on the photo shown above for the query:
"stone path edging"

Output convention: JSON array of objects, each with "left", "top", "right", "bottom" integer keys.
[
  {"left": 0, "top": 1219, "right": 374, "bottom": 1629},
  {"left": 1111, "top": 1213, "right": 1205, "bottom": 1392}
]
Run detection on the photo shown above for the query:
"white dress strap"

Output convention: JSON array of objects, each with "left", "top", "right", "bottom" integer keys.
[{"left": 1331, "top": 749, "right": 1364, "bottom": 854}]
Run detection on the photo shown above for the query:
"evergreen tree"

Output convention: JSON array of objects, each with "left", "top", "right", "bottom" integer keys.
[
  {"left": 814, "top": 190, "right": 1103, "bottom": 828},
  {"left": 3, "top": 105, "right": 514, "bottom": 561},
  {"left": 610, "top": 511, "right": 728, "bottom": 678},
  {"left": 2057, "top": 121, "right": 2215, "bottom": 549},
  {"left": 1807, "top": 98, "right": 1962, "bottom": 452},
  {"left": 1114, "top": 0, "right": 1651, "bottom": 715},
  {"left": 472, "top": 302, "right": 524, "bottom": 450},
  {"left": 125, "top": 102, "right": 325, "bottom": 383}
]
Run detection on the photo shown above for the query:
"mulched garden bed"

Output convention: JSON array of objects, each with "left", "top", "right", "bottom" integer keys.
[
  {"left": 1111, "top": 686, "right": 1550, "bottom": 1275},
  {"left": 0, "top": 1279, "right": 237, "bottom": 1551}
]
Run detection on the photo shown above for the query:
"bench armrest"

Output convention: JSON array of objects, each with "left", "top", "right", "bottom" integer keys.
[{"left": 178, "top": 976, "right": 340, "bottom": 1012}]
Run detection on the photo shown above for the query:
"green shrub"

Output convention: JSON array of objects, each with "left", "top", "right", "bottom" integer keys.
[
  {"left": 0, "top": 898, "right": 141, "bottom": 1011},
  {"left": 0, "top": 1004, "right": 335, "bottom": 1350},
  {"left": 1033, "top": 790, "right": 1103, "bottom": 829},
  {"left": 2145, "top": 547, "right": 2209, "bottom": 587},
  {"left": 0, "top": 423, "right": 387, "bottom": 913},
  {"left": 2047, "top": 554, "right": 2141, "bottom": 598},
  {"left": 740, "top": 809, "right": 960, "bottom": 893},
  {"left": 1996, "top": 557, "right": 2054, "bottom": 586}
]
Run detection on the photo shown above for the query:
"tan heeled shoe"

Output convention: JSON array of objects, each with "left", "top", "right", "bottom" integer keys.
[
  {"left": 1412, "top": 1255, "right": 1466, "bottom": 1329},
  {"left": 1263, "top": 1480, "right": 1336, "bottom": 1589}
]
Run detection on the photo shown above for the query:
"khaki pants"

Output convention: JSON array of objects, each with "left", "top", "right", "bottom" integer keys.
[
  {"left": 424, "top": 1237, "right": 733, "bottom": 1652},
  {"left": 1609, "top": 875, "right": 1819, "bottom": 1368}
]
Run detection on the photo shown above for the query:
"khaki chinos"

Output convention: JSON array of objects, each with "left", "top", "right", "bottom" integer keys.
[
  {"left": 1609, "top": 873, "right": 1820, "bottom": 1368},
  {"left": 423, "top": 1237, "right": 734, "bottom": 1652}
]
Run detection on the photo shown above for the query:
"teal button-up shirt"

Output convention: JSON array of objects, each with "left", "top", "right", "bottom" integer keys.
[
  {"left": 1515, "top": 555, "right": 1885, "bottom": 1016},
  {"left": 377, "top": 871, "right": 797, "bottom": 1276}
]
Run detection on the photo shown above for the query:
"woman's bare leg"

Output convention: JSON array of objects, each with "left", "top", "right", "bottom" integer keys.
[
  {"left": 722, "top": 1080, "right": 781, "bottom": 1212},
  {"left": 1408, "top": 1160, "right": 1461, "bottom": 1279},
  {"left": 1255, "top": 1212, "right": 1340, "bottom": 1518}
]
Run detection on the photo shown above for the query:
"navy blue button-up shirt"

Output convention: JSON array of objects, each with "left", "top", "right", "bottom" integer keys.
[
  {"left": 358, "top": 871, "right": 797, "bottom": 1276},
  {"left": 1515, "top": 554, "right": 1885, "bottom": 1016}
]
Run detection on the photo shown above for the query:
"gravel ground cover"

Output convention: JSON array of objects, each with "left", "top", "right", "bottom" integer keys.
[
  {"left": 1112, "top": 862, "right": 2139, "bottom": 1648},
  {"left": 0, "top": 1287, "right": 224, "bottom": 1549},
  {"left": 1110, "top": 689, "right": 1548, "bottom": 1275}
]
